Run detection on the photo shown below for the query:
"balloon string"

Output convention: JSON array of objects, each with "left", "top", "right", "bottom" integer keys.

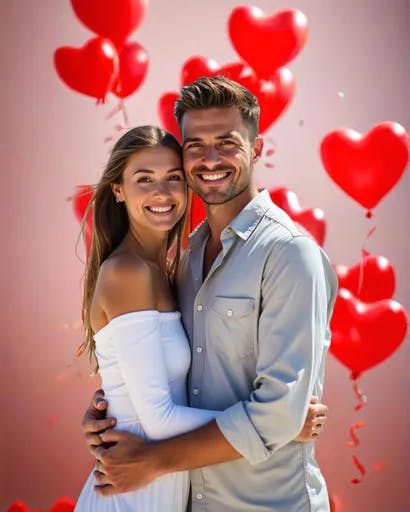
[
  {"left": 352, "top": 377, "right": 367, "bottom": 411},
  {"left": 351, "top": 455, "right": 366, "bottom": 484},
  {"left": 347, "top": 421, "right": 366, "bottom": 447},
  {"left": 119, "top": 99, "right": 129, "bottom": 127},
  {"left": 347, "top": 374, "right": 367, "bottom": 484},
  {"left": 357, "top": 226, "right": 376, "bottom": 295},
  {"left": 104, "top": 100, "right": 129, "bottom": 143}
]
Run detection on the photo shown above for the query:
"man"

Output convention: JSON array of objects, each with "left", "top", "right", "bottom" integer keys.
[{"left": 82, "top": 76, "right": 337, "bottom": 511}]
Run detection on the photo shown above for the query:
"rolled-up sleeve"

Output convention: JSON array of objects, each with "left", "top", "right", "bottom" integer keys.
[{"left": 216, "top": 235, "right": 335, "bottom": 465}]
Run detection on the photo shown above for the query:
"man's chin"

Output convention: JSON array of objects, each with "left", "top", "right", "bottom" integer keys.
[{"left": 197, "top": 192, "right": 232, "bottom": 206}]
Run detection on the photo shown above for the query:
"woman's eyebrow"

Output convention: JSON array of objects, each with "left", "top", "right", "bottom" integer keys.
[{"left": 131, "top": 167, "right": 182, "bottom": 174}]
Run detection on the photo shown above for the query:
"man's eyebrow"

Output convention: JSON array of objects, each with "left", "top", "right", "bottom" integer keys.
[
  {"left": 131, "top": 167, "right": 183, "bottom": 174},
  {"left": 215, "top": 132, "right": 237, "bottom": 140},
  {"left": 182, "top": 137, "right": 202, "bottom": 145},
  {"left": 183, "top": 132, "right": 237, "bottom": 144}
]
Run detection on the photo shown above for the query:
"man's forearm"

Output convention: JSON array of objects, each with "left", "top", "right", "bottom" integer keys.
[{"left": 152, "top": 420, "right": 242, "bottom": 475}]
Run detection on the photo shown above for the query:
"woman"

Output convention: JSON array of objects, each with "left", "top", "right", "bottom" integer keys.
[{"left": 75, "top": 126, "right": 219, "bottom": 511}]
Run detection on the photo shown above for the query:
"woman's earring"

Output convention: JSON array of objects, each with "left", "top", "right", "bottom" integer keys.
[{"left": 116, "top": 197, "right": 120, "bottom": 203}]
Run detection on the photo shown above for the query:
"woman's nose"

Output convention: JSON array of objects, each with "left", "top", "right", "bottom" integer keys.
[{"left": 152, "top": 181, "right": 172, "bottom": 197}]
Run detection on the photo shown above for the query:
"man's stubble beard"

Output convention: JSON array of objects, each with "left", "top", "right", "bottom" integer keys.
[
  {"left": 194, "top": 181, "right": 251, "bottom": 206},
  {"left": 187, "top": 161, "right": 253, "bottom": 206}
]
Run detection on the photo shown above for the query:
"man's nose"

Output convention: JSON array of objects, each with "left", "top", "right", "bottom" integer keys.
[{"left": 202, "top": 145, "right": 220, "bottom": 166}]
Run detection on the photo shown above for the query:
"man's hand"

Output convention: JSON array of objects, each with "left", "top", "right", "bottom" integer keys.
[
  {"left": 295, "top": 396, "right": 328, "bottom": 442},
  {"left": 81, "top": 389, "right": 117, "bottom": 455},
  {"left": 93, "top": 430, "right": 160, "bottom": 495}
]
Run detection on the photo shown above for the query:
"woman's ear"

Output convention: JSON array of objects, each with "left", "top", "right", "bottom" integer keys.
[{"left": 111, "top": 183, "right": 124, "bottom": 203}]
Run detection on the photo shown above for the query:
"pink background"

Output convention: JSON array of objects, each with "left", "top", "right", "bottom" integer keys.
[{"left": 1, "top": 0, "right": 408, "bottom": 510}]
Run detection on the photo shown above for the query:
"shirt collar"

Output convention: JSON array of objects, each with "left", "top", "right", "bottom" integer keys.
[{"left": 188, "top": 189, "right": 273, "bottom": 247}]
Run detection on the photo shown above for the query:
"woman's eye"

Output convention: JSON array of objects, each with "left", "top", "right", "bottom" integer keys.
[
  {"left": 168, "top": 174, "right": 184, "bottom": 181},
  {"left": 137, "top": 176, "right": 152, "bottom": 183}
]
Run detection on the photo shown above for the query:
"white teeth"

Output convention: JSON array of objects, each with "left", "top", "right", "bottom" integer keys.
[
  {"left": 200, "top": 172, "right": 228, "bottom": 181},
  {"left": 147, "top": 206, "right": 173, "bottom": 213}
]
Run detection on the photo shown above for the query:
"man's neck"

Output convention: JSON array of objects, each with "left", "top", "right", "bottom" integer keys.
[{"left": 205, "top": 185, "right": 259, "bottom": 243}]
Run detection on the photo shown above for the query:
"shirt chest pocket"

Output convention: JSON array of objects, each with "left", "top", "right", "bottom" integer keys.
[{"left": 206, "top": 297, "right": 255, "bottom": 360}]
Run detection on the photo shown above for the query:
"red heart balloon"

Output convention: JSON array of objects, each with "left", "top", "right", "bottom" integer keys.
[
  {"left": 269, "top": 187, "right": 326, "bottom": 246},
  {"left": 70, "top": 0, "right": 147, "bottom": 48},
  {"left": 7, "top": 502, "right": 31, "bottom": 512},
  {"left": 190, "top": 193, "right": 207, "bottom": 231},
  {"left": 320, "top": 122, "right": 408, "bottom": 211},
  {"left": 54, "top": 37, "right": 119, "bottom": 102},
  {"left": 335, "top": 254, "right": 395, "bottom": 302},
  {"left": 49, "top": 497, "right": 75, "bottom": 512},
  {"left": 330, "top": 289, "right": 407, "bottom": 377},
  {"left": 181, "top": 56, "right": 245, "bottom": 86},
  {"left": 240, "top": 67, "right": 295, "bottom": 133},
  {"left": 158, "top": 92, "right": 181, "bottom": 141},
  {"left": 228, "top": 6, "right": 308, "bottom": 79},
  {"left": 168, "top": 56, "right": 294, "bottom": 134},
  {"left": 181, "top": 56, "right": 220, "bottom": 86},
  {"left": 111, "top": 41, "right": 148, "bottom": 98},
  {"left": 73, "top": 185, "right": 93, "bottom": 222},
  {"left": 73, "top": 185, "right": 94, "bottom": 257}
]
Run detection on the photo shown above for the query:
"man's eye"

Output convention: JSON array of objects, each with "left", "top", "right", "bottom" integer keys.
[
  {"left": 186, "top": 143, "right": 202, "bottom": 150},
  {"left": 220, "top": 140, "right": 235, "bottom": 146}
]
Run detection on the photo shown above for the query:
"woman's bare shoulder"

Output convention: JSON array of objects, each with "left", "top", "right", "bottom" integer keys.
[{"left": 96, "top": 252, "right": 156, "bottom": 318}]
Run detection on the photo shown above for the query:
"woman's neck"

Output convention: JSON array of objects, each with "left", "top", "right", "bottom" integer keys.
[{"left": 124, "top": 227, "right": 168, "bottom": 270}]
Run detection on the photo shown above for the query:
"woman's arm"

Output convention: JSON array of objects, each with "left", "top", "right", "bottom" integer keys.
[{"left": 98, "top": 257, "right": 218, "bottom": 441}]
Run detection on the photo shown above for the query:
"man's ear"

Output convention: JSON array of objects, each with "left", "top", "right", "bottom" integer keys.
[{"left": 252, "top": 137, "right": 264, "bottom": 163}]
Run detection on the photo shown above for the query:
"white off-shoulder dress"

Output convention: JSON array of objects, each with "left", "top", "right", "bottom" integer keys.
[{"left": 75, "top": 311, "right": 217, "bottom": 512}]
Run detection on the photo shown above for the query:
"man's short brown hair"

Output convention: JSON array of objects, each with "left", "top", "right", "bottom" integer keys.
[{"left": 174, "top": 76, "right": 260, "bottom": 140}]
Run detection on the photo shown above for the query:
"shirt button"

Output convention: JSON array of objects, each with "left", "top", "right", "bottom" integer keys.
[
  {"left": 227, "top": 309, "right": 233, "bottom": 317},
  {"left": 192, "top": 388, "right": 199, "bottom": 395},
  {"left": 196, "top": 346, "right": 203, "bottom": 353},
  {"left": 196, "top": 493, "right": 203, "bottom": 500},
  {"left": 197, "top": 304, "right": 203, "bottom": 311}
]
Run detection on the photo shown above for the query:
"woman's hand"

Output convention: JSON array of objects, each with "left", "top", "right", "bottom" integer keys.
[{"left": 295, "top": 396, "right": 328, "bottom": 442}]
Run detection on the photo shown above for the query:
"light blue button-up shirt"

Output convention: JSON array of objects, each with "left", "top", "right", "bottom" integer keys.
[{"left": 177, "top": 190, "right": 338, "bottom": 512}]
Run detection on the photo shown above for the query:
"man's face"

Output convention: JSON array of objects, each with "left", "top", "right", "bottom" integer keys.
[{"left": 181, "top": 106, "right": 262, "bottom": 205}]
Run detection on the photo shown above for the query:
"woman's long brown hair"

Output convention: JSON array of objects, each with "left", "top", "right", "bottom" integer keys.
[{"left": 81, "top": 126, "right": 185, "bottom": 366}]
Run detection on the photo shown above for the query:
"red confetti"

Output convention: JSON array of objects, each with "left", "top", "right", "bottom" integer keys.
[
  {"left": 46, "top": 415, "right": 58, "bottom": 428},
  {"left": 372, "top": 461, "right": 385, "bottom": 472}
]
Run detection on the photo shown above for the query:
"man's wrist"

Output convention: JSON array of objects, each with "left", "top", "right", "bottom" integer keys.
[{"left": 148, "top": 440, "right": 175, "bottom": 477}]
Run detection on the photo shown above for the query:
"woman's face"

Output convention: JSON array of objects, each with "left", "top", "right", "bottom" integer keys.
[{"left": 113, "top": 146, "right": 186, "bottom": 234}]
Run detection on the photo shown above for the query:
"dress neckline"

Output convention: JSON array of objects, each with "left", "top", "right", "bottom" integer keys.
[{"left": 93, "top": 310, "right": 181, "bottom": 340}]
